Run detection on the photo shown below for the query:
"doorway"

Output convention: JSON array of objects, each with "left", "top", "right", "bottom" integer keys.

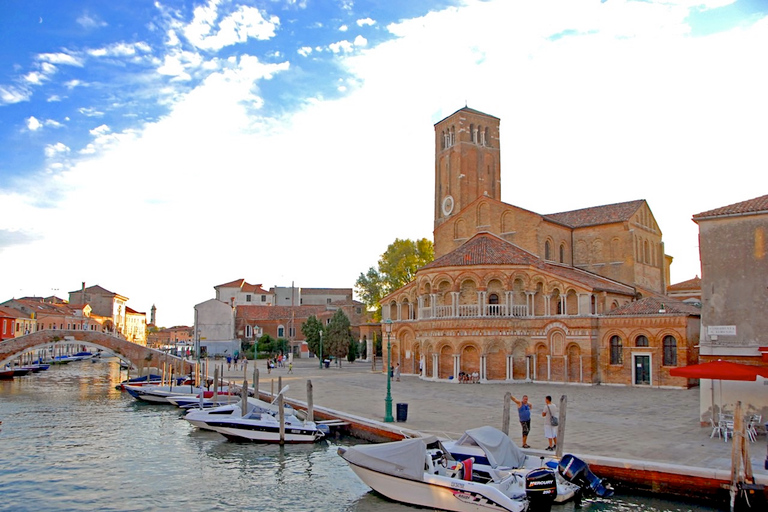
[{"left": 634, "top": 354, "right": 651, "bottom": 385}]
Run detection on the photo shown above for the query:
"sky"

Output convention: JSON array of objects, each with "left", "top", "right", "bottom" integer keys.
[{"left": 1, "top": 0, "right": 766, "bottom": 328}]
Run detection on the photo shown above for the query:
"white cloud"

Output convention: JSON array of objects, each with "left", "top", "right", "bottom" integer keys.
[
  {"left": 77, "top": 12, "right": 107, "bottom": 29},
  {"left": 183, "top": 1, "right": 279, "bottom": 51},
  {"left": 328, "top": 40, "right": 354, "bottom": 53},
  {"left": 25, "top": 116, "right": 61, "bottom": 131},
  {"left": 0, "top": 85, "right": 31, "bottom": 104},
  {"left": 44, "top": 142, "right": 70, "bottom": 158},
  {"left": 37, "top": 52, "right": 84, "bottom": 66},
  {"left": 357, "top": 18, "right": 376, "bottom": 27},
  {"left": 339, "top": 24, "right": 348, "bottom": 32},
  {"left": 297, "top": 46, "right": 312, "bottom": 57},
  {"left": 26, "top": 116, "right": 42, "bottom": 131},
  {"left": 88, "top": 42, "right": 152, "bottom": 58}
]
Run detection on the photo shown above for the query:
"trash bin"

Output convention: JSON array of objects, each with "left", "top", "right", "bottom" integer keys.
[{"left": 396, "top": 403, "right": 408, "bottom": 422}]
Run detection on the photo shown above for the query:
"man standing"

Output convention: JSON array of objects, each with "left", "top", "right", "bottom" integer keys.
[
  {"left": 510, "top": 395, "right": 531, "bottom": 448},
  {"left": 542, "top": 395, "right": 558, "bottom": 451}
]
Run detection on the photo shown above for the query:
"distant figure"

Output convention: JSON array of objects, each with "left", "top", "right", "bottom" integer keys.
[
  {"left": 242, "top": 358, "right": 247, "bottom": 371},
  {"left": 510, "top": 395, "right": 531, "bottom": 448},
  {"left": 227, "top": 355, "right": 232, "bottom": 371},
  {"left": 542, "top": 395, "right": 558, "bottom": 451},
  {"left": 394, "top": 363, "right": 400, "bottom": 382},
  {"left": 288, "top": 362, "right": 293, "bottom": 373}
]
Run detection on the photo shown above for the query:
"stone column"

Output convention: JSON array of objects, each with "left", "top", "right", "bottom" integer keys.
[
  {"left": 451, "top": 291, "right": 459, "bottom": 317},
  {"left": 478, "top": 291, "right": 486, "bottom": 317}
]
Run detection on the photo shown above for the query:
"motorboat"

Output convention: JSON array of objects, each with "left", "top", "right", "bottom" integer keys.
[
  {"left": 116, "top": 374, "right": 192, "bottom": 391},
  {"left": 124, "top": 383, "right": 211, "bottom": 403},
  {"left": 338, "top": 435, "right": 560, "bottom": 512},
  {"left": 442, "top": 426, "right": 613, "bottom": 501},
  {"left": 0, "top": 369, "right": 15, "bottom": 380},
  {"left": 166, "top": 391, "right": 238, "bottom": 408},
  {"left": 184, "top": 398, "right": 328, "bottom": 444}
]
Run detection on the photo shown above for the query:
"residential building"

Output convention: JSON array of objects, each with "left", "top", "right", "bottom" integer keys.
[
  {"left": 380, "top": 107, "right": 700, "bottom": 386},
  {"left": 692, "top": 194, "right": 768, "bottom": 419},
  {"left": 214, "top": 279, "right": 273, "bottom": 306},
  {"left": 67, "top": 284, "right": 129, "bottom": 335}
]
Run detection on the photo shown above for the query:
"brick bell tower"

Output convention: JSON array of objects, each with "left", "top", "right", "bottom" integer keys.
[{"left": 433, "top": 107, "right": 501, "bottom": 231}]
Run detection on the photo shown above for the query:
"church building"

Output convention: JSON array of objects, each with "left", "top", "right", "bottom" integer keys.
[{"left": 381, "top": 107, "right": 700, "bottom": 386}]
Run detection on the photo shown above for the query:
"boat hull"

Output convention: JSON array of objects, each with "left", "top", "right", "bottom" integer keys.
[{"left": 344, "top": 458, "right": 527, "bottom": 512}]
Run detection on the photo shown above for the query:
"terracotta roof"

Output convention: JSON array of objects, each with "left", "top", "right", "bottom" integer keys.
[
  {"left": 667, "top": 276, "right": 701, "bottom": 292},
  {"left": 435, "top": 106, "right": 499, "bottom": 125},
  {"left": 606, "top": 296, "right": 700, "bottom": 316},
  {"left": 0, "top": 306, "right": 23, "bottom": 318},
  {"left": 692, "top": 194, "right": 768, "bottom": 220},
  {"left": 237, "top": 305, "right": 329, "bottom": 321},
  {"left": 422, "top": 232, "right": 636, "bottom": 295},
  {"left": 215, "top": 279, "right": 269, "bottom": 294},
  {"left": 544, "top": 200, "right": 645, "bottom": 228},
  {"left": 215, "top": 278, "right": 247, "bottom": 289}
]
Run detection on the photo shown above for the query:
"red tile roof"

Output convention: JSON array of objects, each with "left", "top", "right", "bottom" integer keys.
[
  {"left": 544, "top": 200, "right": 646, "bottom": 228},
  {"left": 605, "top": 296, "right": 700, "bottom": 316},
  {"left": 692, "top": 194, "right": 768, "bottom": 220},
  {"left": 667, "top": 276, "right": 701, "bottom": 292},
  {"left": 215, "top": 279, "right": 269, "bottom": 294},
  {"left": 422, "top": 232, "right": 636, "bottom": 295}
]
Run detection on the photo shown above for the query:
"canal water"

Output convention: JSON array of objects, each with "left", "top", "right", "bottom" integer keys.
[{"left": 0, "top": 358, "right": 722, "bottom": 512}]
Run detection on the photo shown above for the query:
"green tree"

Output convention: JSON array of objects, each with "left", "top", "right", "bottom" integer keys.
[
  {"left": 258, "top": 334, "right": 276, "bottom": 355},
  {"left": 325, "top": 309, "right": 352, "bottom": 367},
  {"left": 301, "top": 315, "right": 324, "bottom": 357},
  {"left": 355, "top": 238, "right": 434, "bottom": 320}
]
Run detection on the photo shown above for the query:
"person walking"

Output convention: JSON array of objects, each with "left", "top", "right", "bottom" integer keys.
[
  {"left": 288, "top": 362, "right": 293, "bottom": 373},
  {"left": 394, "top": 363, "right": 401, "bottom": 382},
  {"left": 542, "top": 395, "right": 558, "bottom": 451},
  {"left": 510, "top": 394, "right": 532, "bottom": 448}
]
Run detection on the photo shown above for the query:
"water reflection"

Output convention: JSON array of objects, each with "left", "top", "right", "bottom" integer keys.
[{"left": 0, "top": 358, "right": 724, "bottom": 512}]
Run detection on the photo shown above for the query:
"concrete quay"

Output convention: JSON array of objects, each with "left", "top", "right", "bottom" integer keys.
[{"left": 220, "top": 357, "right": 767, "bottom": 501}]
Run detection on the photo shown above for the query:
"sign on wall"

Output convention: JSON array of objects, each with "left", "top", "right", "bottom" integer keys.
[{"left": 707, "top": 325, "right": 737, "bottom": 336}]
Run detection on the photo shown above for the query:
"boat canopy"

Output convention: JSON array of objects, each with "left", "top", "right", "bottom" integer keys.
[
  {"left": 455, "top": 426, "right": 526, "bottom": 468},
  {"left": 341, "top": 437, "right": 433, "bottom": 482}
]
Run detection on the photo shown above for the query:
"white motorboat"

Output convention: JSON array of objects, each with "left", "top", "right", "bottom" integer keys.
[
  {"left": 124, "top": 384, "right": 222, "bottom": 404},
  {"left": 166, "top": 391, "right": 237, "bottom": 408},
  {"left": 184, "top": 398, "right": 328, "bottom": 444},
  {"left": 442, "top": 426, "right": 613, "bottom": 502},
  {"left": 339, "top": 436, "right": 560, "bottom": 512}
]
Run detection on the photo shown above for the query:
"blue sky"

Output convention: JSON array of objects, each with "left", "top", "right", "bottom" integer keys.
[{"left": 1, "top": 0, "right": 767, "bottom": 326}]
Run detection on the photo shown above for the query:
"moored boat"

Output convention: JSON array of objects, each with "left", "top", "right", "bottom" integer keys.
[
  {"left": 442, "top": 426, "right": 613, "bottom": 501},
  {"left": 338, "top": 436, "right": 558, "bottom": 512},
  {"left": 184, "top": 398, "right": 327, "bottom": 443}
]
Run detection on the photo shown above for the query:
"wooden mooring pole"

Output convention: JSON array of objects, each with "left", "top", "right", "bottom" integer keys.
[
  {"left": 502, "top": 392, "right": 511, "bottom": 436},
  {"left": 307, "top": 380, "right": 314, "bottom": 422},
  {"left": 556, "top": 395, "right": 567, "bottom": 458}
]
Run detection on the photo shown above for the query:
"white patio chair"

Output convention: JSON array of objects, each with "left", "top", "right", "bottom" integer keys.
[
  {"left": 719, "top": 417, "right": 734, "bottom": 442},
  {"left": 709, "top": 417, "right": 722, "bottom": 439},
  {"left": 746, "top": 414, "right": 761, "bottom": 443}
]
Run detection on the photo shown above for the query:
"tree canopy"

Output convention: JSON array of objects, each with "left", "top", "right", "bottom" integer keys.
[
  {"left": 301, "top": 315, "right": 324, "bottom": 357},
  {"left": 324, "top": 309, "right": 352, "bottom": 366},
  {"left": 355, "top": 237, "right": 434, "bottom": 320}
]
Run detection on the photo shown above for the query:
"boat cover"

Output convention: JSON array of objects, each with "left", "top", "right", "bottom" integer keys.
[
  {"left": 455, "top": 426, "right": 526, "bottom": 468},
  {"left": 341, "top": 438, "right": 431, "bottom": 482}
]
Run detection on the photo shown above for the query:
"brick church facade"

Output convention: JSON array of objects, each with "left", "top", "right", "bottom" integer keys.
[{"left": 381, "top": 107, "right": 700, "bottom": 386}]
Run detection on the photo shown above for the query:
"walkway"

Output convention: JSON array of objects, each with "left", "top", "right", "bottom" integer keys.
[{"left": 220, "top": 357, "right": 768, "bottom": 476}]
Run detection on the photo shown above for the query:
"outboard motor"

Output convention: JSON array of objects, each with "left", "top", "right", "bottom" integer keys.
[
  {"left": 558, "top": 454, "right": 614, "bottom": 498},
  {"left": 525, "top": 467, "right": 557, "bottom": 512}
]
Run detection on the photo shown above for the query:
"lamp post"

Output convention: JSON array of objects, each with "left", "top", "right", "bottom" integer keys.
[
  {"left": 384, "top": 318, "right": 394, "bottom": 422},
  {"left": 319, "top": 331, "right": 323, "bottom": 369}
]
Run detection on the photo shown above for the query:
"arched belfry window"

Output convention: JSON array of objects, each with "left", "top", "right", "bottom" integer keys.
[
  {"left": 636, "top": 335, "right": 648, "bottom": 347},
  {"left": 559, "top": 243, "right": 565, "bottom": 263},
  {"left": 545, "top": 241, "right": 552, "bottom": 261},
  {"left": 450, "top": 126, "right": 455, "bottom": 146}
]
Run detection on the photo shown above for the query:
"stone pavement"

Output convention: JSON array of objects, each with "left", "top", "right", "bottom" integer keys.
[{"left": 219, "top": 357, "right": 768, "bottom": 476}]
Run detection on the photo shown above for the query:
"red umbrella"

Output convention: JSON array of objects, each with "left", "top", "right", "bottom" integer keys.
[
  {"left": 670, "top": 360, "right": 768, "bottom": 381},
  {"left": 671, "top": 360, "right": 768, "bottom": 422}
]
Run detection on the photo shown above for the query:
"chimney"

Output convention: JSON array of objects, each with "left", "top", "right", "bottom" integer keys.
[{"left": 81, "top": 282, "right": 86, "bottom": 305}]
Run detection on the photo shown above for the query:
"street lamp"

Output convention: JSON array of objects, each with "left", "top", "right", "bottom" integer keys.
[
  {"left": 384, "top": 318, "right": 394, "bottom": 422},
  {"left": 319, "top": 331, "right": 323, "bottom": 369}
]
